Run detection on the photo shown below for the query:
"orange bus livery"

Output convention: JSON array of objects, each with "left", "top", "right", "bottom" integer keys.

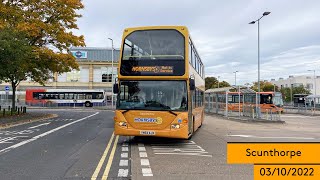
[{"left": 113, "top": 26, "right": 205, "bottom": 139}]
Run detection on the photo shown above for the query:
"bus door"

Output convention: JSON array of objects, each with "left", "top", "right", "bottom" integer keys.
[{"left": 188, "top": 89, "right": 194, "bottom": 135}]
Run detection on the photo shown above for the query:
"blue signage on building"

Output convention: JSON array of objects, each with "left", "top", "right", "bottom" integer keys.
[
  {"left": 71, "top": 51, "right": 87, "bottom": 59},
  {"left": 5, "top": 86, "right": 9, "bottom": 92}
]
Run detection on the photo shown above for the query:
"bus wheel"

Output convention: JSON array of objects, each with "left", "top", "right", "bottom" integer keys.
[{"left": 85, "top": 101, "right": 92, "bottom": 107}]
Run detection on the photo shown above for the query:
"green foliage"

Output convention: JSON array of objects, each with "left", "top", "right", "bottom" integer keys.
[
  {"left": 205, "top": 77, "right": 218, "bottom": 90},
  {"left": 0, "top": 28, "right": 33, "bottom": 82},
  {"left": 280, "top": 86, "right": 311, "bottom": 102},
  {"left": 0, "top": 0, "right": 85, "bottom": 109},
  {"left": 251, "top": 81, "right": 279, "bottom": 92},
  {"left": 218, "top": 81, "right": 231, "bottom": 88},
  {"left": 0, "top": 28, "right": 35, "bottom": 108},
  {"left": 205, "top": 77, "right": 231, "bottom": 90}
]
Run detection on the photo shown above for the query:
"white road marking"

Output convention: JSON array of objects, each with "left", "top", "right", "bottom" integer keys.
[
  {"left": 121, "top": 153, "right": 128, "bottom": 158},
  {"left": 151, "top": 141, "right": 211, "bottom": 157},
  {"left": 155, "top": 153, "right": 212, "bottom": 157},
  {"left": 138, "top": 147, "right": 146, "bottom": 151},
  {"left": 0, "top": 112, "right": 99, "bottom": 155},
  {"left": 142, "top": 168, "right": 153, "bottom": 176},
  {"left": 118, "top": 169, "right": 128, "bottom": 177},
  {"left": 119, "top": 160, "right": 128, "bottom": 166},
  {"left": 228, "top": 134, "right": 315, "bottom": 140},
  {"left": 118, "top": 142, "right": 130, "bottom": 178},
  {"left": 122, "top": 147, "right": 128, "bottom": 152},
  {"left": 139, "top": 152, "right": 148, "bottom": 158},
  {"left": 140, "top": 159, "right": 150, "bottom": 166},
  {"left": 0, "top": 130, "right": 38, "bottom": 136},
  {"left": 0, "top": 137, "right": 16, "bottom": 144},
  {"left": 151, "top": 141, "right": 196, "bottom": 146},
  {"left": 282, "top": 115, "right": 317, "bottom": 118},
  {"left": 28, "top": 122, "right": 51, "bottom": 129},
  {"left": 228, "top": 135, "right": 253, "bottom": 138}
]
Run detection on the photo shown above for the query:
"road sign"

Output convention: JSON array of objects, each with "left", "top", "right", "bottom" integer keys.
[{"left": 5, "top": 86, "right": 9, "bottom": 92}]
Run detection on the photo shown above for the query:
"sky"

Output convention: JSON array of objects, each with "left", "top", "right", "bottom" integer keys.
[{"left": 73, "top": 0, "right": 320, "bottom": 85}]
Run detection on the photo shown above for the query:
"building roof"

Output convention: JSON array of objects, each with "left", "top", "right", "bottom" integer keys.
[{"left": 70, "top": 47, "right": 120, "bottom": 62}]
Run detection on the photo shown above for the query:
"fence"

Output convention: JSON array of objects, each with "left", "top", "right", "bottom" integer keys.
[
  {"left": 205, "top": 92, "right": 282, "bottom": 121},
  {"left": 284, "top": 105, "right": 320, "bottom": 116}
]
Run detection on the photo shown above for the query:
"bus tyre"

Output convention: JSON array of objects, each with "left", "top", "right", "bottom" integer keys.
[{"left": 85, "top": 101, "right": 92, "bottom": 107}]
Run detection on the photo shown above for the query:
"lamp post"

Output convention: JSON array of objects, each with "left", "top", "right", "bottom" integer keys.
[
  {"left": 289, "top": 77, "right": 293, "bottom": 105},
  {"left": 308, "top": 70, "right": 316, "bottom": 109},
  {"left": 233, "top": 71, "right": 238, "bottom": 87},
  {"left": 249, "top": 11, "right": 271, "bottom": 118},
  {"left": 233, "top": 71, "right": 240, "bottom": 116},
  {"left": 218, "top": 76, "right": 220, "bottom": 88},
  {"left": 108, "top": 38, "right": 114, "bottom": 109}
]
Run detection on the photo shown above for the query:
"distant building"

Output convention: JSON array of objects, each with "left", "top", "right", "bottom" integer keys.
[
  {"left": 0, "top": 47, "right": 120, "bottom": 101},
  {"left": 271, "top": 75, "right": 320, "bottom": 95},
  {"left": 0, "top": 47, "right": 120, "bottom": 91}
]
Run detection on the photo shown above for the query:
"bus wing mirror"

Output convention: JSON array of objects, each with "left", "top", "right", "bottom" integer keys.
[
  {"left": 190, "top": 79, "right": 195, "bottom": 91},
  {"left": 113, "top": 83, "right": 119, "bottom": 94}
]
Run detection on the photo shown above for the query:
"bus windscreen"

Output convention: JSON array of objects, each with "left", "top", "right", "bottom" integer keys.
[
  {"left": 120, "top": 30, "right": 185, "bottom": 76},
  {"left": 117, "top": 80, "right": 187, "bottom": 111}
]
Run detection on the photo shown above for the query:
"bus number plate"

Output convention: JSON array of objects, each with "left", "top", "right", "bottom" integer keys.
[{"left": 140, "top": 131, "right": 155, "bottom": 135}]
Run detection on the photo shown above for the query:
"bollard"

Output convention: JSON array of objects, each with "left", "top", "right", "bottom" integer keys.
[
  {"left": 18, "top": 108, "right": 20, "bottom": 115},
  {"left": 2, "top": 109, "right": 5, "bottom": 117},
  {"left": 266, "top": 109, "right": 269, "bottom": 120},
  {"left": 252, "top": 107, "right": 255, "bottom": 119},
  {"left": 23, "top": 107, "right": 27, "bottom": 113},
  {"left": 15, "top": 106, "right": 18, "bottom": 111},
  {"left": 10, "top": 108, "right": 13, "bottom": 116},
  {"left": 20, "top": 106, "right": 23, "bottom": 112},
  {"left": 0, "top": 105, "right": 1, "bottom": 111},
  {"left": 8, "top": 106, "right": 10, "bottom": 111}
]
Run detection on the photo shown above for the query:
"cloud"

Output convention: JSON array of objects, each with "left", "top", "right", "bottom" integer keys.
[{"left": 74, "top": 0, "right": 320, "bottom": 84}]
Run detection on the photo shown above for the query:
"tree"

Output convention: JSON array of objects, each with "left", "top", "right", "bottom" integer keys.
[
  {"left": 0, "top": 28, "right": 34, "bottom": 109},
  {"left": 280, "top": 86, "right": 311, "bottom": 102},
  {"left": 205, "top": 77, "right": 231, "bottom": 90},
  {"left": 251, "top": 81, "right": 279, "bottom": 92},
  {"left": 218, "top": 81, "right": 231, "bottom": 88},
  {"left": 205, "top": 77, "right": 218, "bottom": 90},
  {"left": 0, "top": 0, "right": 85, "bottom": 109}
]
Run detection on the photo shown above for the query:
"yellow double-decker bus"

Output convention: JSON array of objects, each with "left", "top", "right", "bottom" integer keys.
[{"left": 113, "top": 26, "right": 205, "bottom": 139}]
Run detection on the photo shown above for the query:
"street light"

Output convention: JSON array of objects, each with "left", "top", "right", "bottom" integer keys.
[
  {"left": 218, "top": 76, "right": 220, "bottom": 88},
  {"left": 249, "top": 11, "right": 271, "bottom": 118},
  {"left": 308, "top": 70, "right": 316, "bottom": 109},
  {"left": 233, "top": 71, "right": 240, "bottom": 116},
  {"left": 289, "top": 77, "right": 293, "bottom": 105},
  {"left": 108, "top": 38, "right": 114, "bottom": 109},
  {"left": 233, "top": 71, "right": 238, "bottom": 87}
]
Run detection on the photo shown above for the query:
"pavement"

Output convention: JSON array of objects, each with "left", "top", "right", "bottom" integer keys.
[{"left": 0, "top": 109, "right": 319, "bottom": 180}]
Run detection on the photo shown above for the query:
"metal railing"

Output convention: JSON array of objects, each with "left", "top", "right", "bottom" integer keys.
[{"left": 205, "top": 92, "right": 282, "bottom": 121}]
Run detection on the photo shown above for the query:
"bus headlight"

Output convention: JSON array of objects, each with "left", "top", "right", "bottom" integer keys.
[
  {"left": 119, "top": 122, "right": 127, "bottom": 127},
  {"left": 171, "top": 124, "right": 180, "bottom": 129}
]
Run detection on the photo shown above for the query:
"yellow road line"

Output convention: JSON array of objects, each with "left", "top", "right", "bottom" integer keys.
[
  {"left": 91, "top": 133, "right": 115, "bottom": 180},
  {"left": 101, "top": 135, "right": 119, "bottom": 180}
]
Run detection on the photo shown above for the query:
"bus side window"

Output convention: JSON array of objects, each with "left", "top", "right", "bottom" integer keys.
[
  {"left": 33, "top": 92, "right": 39, "bottom": 99},
  {"left": 86, "top": 94, "right": 92, "bottom": 99},
  {"left": 59, "top": 93, "right": 65, "bottom": 99},
  {"left": 79, "top": 94, "right": 85, "bottom": 100}
]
